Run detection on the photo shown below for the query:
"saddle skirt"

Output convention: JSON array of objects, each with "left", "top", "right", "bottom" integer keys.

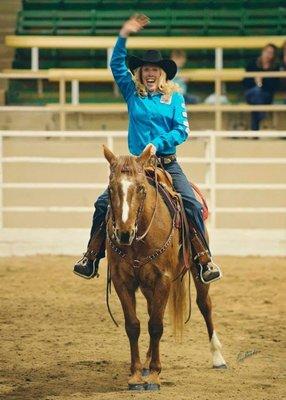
[{"left": 145, "top": 166, "right": 209, "bottom": 221}]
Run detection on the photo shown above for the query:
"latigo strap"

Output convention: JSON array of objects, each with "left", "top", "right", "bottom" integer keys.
[
  {"left": 190, "top": 229, "right": 211, "bottom": 265},
  {"left": 86, "top": 222, "right": 106, "bottom": 260}
]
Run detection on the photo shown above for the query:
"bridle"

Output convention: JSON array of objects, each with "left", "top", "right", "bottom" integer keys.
[
  {"left": 107, "top": 157, "right": 159, "bottom": 243},
  {"left": 106, "top": 157, "right": 176, "bottom": 269}
]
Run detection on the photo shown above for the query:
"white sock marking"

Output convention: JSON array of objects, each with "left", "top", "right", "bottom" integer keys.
[
  {"left": 121, "top": 178, "right": 132, "bottom": 223},
  {"left": 210, "top": 331, "right": 226, "bottom": 367}
]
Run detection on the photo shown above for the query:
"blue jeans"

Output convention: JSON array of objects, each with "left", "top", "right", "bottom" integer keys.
[
  {"left": 245, "top": 86, "right": 273, "bottom": 130},
  {"left": 90, "top": 160, "right": 208, "bottom": 253}
]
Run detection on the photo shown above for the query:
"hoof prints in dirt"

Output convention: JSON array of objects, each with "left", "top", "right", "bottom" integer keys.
[{"left": 74, "top": 360, "right": 111, "bottom": 372}]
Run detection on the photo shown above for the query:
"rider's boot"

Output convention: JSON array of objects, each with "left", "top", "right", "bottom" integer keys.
[
  {"left": 190, "top": 229, "right": 222, "bottom": 284},
  {"left": 73, "top": 253, "right": 100, "bottom": 279},
  {"left": 73, "top": 223, "right": 106, "bottom": 279}
]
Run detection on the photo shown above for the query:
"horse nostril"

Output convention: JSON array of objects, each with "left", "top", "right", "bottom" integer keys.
[{"left": 120, "top": 231, "right": 131, "bottom": 243}]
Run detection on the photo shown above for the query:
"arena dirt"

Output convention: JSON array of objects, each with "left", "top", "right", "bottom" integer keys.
[{"left": 0, "top": 256, "right": 285, "bottom": 400}]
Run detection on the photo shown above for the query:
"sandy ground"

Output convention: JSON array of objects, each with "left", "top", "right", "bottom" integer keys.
[{"left": 0, "top": 255, "right": 285, "bottom": 400}]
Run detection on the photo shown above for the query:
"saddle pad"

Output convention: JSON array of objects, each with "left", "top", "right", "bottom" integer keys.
[{"left": 191, "top": 182, "right": 209, "bottom": 220}]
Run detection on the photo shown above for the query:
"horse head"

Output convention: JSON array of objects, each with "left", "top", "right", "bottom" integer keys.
[{"left": 103, "top": 144, "right": 154, "bottom": 245}]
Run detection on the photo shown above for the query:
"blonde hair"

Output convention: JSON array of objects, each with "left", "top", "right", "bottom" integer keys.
[{"left": 132, "top": 66, "right": 181, "bottom": 101}]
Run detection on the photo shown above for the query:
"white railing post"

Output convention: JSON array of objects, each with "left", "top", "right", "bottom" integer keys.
[
  {"left": 0, "top": 133, "right": 3, "bottom": 229},
  {"left": 215, "top": 46, "right": 223, "bottom": 130},
  {"left": 209, "top": 132, "right": 217, "bottom": 229},
  {"left": 215, "top": 47, "right": 223, "bottom": 69},
  {"left": 31, "top": 47, "right": 39, "bottom": 71},
  {"left": 59, "top": 78, "right": 66, "bottom": 131},
  {"left": 204, "top": 132, "right": 211, "bottom": 194},
  {"left": 71, "top": 80, "right": 79, "bottom": 105}
]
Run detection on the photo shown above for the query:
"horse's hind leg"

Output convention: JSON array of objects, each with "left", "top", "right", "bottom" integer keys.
[
  {"left": 112, "top": 276, "right": 144, "bottom": 389},
  {"left": 193, "top": 273, "right": 227, "bottom": 369}
]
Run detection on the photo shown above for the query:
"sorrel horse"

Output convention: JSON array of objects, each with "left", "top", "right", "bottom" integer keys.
[{"left": 103, "top": 144, "right": 226, "bottom": 391}]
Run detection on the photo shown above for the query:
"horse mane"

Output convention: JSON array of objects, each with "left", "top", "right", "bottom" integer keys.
[{"left": 114, "top": 155, "right": 143, "bottom": 178}]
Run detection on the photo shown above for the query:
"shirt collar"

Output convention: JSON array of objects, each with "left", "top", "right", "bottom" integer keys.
[{"left": 148, "top": 91, "right": 162, "bottom": 97}]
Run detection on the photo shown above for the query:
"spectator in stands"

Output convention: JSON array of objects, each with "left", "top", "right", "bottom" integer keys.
[
  {"left": 280, "top": 40, "right": 286, "bottom": 102},
  {"left": 244, "top": 43, "right": 280, "bottom": 130},
  {"left": 73, "top": 14, "right": 222, "bottom": 284},
  {"left": 282, "top": 40, "right": 286, "bottom": 68},
  {"left": 170, "top": 49, "right": 199, "bottom": 104}
]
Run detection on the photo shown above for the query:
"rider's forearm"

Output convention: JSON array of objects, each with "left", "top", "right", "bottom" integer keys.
[
  {"left": 110, "top": 36, "right": 134, "bottom": 101},
  {"left": 110, "top": 36, "right": 128, "bottom": 74}
]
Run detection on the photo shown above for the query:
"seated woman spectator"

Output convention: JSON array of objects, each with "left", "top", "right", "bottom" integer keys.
[
  {"left": 280, "top": 41, "right": 286, "bottom": 102},
  {"left": 282, "top": 41, "right": 286, "bottom": 67},
  {"left": 244, "top": 43, "right": 280, "bottom": 130}
]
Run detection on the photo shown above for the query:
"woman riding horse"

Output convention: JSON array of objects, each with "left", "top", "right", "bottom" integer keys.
[{"left": 73, "top": 14, "right": 221, "bottom": 284}]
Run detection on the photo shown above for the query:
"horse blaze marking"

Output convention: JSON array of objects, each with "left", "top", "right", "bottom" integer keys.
[{"left": 121, "top": 178, "right": 132, "bottom": 223}]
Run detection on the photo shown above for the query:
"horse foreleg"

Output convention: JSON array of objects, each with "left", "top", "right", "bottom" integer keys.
[
  {"left": 146, "top": 274, "right": 171, "bottom": 389},
  {"left": 112, "top": 276, "right": 144, "bottom": 388},
  {"left": 140, "top": 286, "right": 153, "bottom": 375},
  {"left": 193, "top": 273, "right": 227, "bottom": 368}
]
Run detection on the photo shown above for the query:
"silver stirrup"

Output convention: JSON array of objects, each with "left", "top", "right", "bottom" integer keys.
[
  {"left": 198, "top": 261, "right": 222, "bottom": 284},
  {"left": 73, "top": 256, "right": 99, "bottom": 279}
]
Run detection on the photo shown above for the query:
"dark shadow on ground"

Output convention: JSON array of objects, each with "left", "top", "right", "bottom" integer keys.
[{"left": 3, "top": 359, "right": 130, "bottom": 400}]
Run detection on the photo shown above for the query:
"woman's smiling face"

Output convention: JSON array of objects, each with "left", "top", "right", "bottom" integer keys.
[{"left": 141, "top": 65, "right": 161, "bottom": 92}]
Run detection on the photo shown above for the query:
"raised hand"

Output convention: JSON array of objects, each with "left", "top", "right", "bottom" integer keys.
[{"left": 119, "top": 14, "right": 149, "bottom": 37}]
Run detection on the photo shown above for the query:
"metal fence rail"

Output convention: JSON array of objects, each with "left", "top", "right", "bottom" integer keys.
[{"left": 0, "top": 130, "right": 285, "bottom": 230}]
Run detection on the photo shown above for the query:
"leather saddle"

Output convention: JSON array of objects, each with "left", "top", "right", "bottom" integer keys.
[
  {"left": 145, "top": 165, "right": 192, "bottom": 276},
  {"left": 144, "top": 166, "right": 209, "bottom": 221}
]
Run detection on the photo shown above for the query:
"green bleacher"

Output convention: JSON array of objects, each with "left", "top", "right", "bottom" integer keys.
[
  {"left": 17, "top": 1, "right": 286, "bottom": 36},
  {"left": 6, "top": 0, "right": 286, "bottom": 105}
]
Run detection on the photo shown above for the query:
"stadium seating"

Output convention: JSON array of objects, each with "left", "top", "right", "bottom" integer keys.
[
  {"left": 5, "top": 0, "right": 286, "bottom": 105},
  {"left": 16, "top": 5, "right": 286, "bottom": 37}
]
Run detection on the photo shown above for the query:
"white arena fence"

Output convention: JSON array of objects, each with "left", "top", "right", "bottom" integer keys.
[{"left": 0, "top": 130, "right": 285, "bottom": 256}]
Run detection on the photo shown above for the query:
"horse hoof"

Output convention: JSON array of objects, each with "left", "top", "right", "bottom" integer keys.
[
  {"left": 144, "top": 383, "right": 160, "bottom": 391},
  {"left": 142, "top": 368, "right": 150, "bottom": 377},
  {"left": 213, "top": 364, "right": 227, "bottom": 369},
  {"left": 128, "top": 383, "right": 145, "bottom": 391}
]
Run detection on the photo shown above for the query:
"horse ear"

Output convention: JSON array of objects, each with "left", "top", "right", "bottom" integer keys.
[
  {"left": 137, "top": 144, "right": 153, "bottom": 166},
  {"left": 103, "top": 145, "right": 117, "bottom": 165}
]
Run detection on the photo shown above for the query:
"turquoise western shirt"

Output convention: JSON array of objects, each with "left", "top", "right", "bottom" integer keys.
[{"left": 110, "top": 36, "right": 190, "bottom": 156}]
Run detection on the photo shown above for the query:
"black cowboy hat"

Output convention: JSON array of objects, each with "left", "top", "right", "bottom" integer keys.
[{"left": 128, "top": 50, "right": 177, "bottom": 80}]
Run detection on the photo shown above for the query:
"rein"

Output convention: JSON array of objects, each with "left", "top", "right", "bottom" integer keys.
[{"left": 135, "top": 159, "right": 159, "bottom": 241}]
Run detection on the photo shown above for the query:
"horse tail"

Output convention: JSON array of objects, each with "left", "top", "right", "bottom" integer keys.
[{"left": 168, "top": 266, "right": 189, "bottom": 339}]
